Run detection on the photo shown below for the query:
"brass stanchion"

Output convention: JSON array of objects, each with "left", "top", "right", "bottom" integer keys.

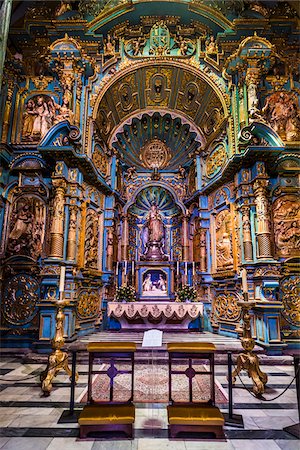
[
  {"left": 231, "top": 296, "right": 268, "bottom": 396},
  {"left": 40, "top": 296, "right": 78, "bottom": 396}
]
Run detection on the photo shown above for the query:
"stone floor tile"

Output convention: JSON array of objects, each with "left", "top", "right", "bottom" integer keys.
[
  {"left": 184, "top": 442, "right": 234, "bottom": 450},
  {"left": 275, "top": 440, "right": 300, "bottom": 450},
  {"left": 252, "top": 416, "right": 298, "bottom": 430},
  {"left": 92, "top": 440, "right": 136, "bottom": 450},
  {"left": 230, "top": 440, "right": 282, "bottom": 450},
  {"left": 1, "top": 437, "right": 52, "bottom": 450},
  {"left": 46, "top": 437, "right": 93, "bottom": 449},
  {"left": 0, "top": 438, "right": 10, "bottom": 450},
  {"left": 137, "top": 438, "right": 186, "bottom": 450}
]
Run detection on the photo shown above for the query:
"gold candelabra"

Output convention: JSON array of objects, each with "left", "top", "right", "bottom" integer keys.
[
  {"left": 40, "top": 296, "right": 78, "bottom": 396},
  {"left": 231, "top": 295, "right": 268, "bottom": 395}
]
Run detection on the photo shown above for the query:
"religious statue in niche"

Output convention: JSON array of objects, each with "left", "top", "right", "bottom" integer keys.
[
  {"left": 84, "top": 209, "right": 99, "bottom": 269},
  {"left": 205, "top": 35, "right": 218, "bottom": 54},
  {"left": 22, "top": 95, "right": 53, "bottom": 141},
  {"left": 7, "top": 196, "right": 46, "bottom": 258},
  {"left": 149, "top": 73, "right": 167, "bottom": 103},
  {"left": 215, "top": 209, "right": 234, "bottom": 269},
  {"left": 142, "top": 270, "right": 167, "bottom": 296},
  {"left": 182, "top": 82, "right": 198, "bottom": 111},
  {"left": 104, "top": 34, "right": 116, "bottom": 57},
  {"left": 50, "top": 95, "right": 74, "bottom": 125},
  {"left": 273, "top": 195, "right": 300, "bottom": 257},
  {"left": 119, "top": 83, "right": 133, "bottom": 111},
  {"left": 262, "top": 92, "right": 300, "bottom": 142},
  {"left": 141, "top": 202, "right": 168, "bottom": 261}
]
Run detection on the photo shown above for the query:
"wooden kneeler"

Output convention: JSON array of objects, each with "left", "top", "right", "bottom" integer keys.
[
  {"left": 167, "top": 342, "right": 225, "bottom": 439},
  {"left": 79, "top": 342, "right": 136, "bottom": 439}
]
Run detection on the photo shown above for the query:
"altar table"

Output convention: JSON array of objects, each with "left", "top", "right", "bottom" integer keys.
[{"left": 107, "top": 301, "right": 204, "bottom": 330}]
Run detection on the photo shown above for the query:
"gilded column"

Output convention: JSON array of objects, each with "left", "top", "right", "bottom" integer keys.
[
  {"left": 241, "top": 203, "right": 253, "bottom": 261},
  {"left": 50, "top": 179, "right": 67, "bottom": 258},
  {"left": 121, "top": 215, "right": 129, "bottom": 260},
  {"left": 66, "top": 203, "right": 77, "bottom": 261},
  {"left": 199, "top": 229, "right": 207, "bottom": 272},
  {"left": 253, "top": 179, "right": 272, "bottom": 258},
  {"left": 75, "top": 71, "right": 83, "bottom": 127},
  {"left": 245, "top": 67, "right": 261, "bottom": 122},
  {"left": 107, "top": 227, "right": 114, "bottom": 271},
  {"left": 1, "top": 75, "right": 15, "bottom": 142},
  {"left": 182, "top": 214, "right": 189, "bottom": 262}
]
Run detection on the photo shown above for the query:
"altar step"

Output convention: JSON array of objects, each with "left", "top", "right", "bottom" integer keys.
[{"left": 76, "top": 330, "right": 268, "bottom": 365}]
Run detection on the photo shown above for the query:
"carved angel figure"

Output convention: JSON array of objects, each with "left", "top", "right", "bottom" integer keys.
[
  {"left": 205, "top": 35, "right": 217, "bottom": 54},
  {"left": 104, "top": 34, "right": 116, "bottom": 57}
]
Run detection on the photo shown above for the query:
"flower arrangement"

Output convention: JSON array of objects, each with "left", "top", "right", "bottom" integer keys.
[
  {"left": 175, "top": 284, "right": 198, "bottom": 302},
  {"left": 115, "top": 285, "right": 136, "bottom": 303}
]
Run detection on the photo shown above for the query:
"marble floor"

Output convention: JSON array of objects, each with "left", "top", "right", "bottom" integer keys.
[{"left": 0, "top": 345, "right": 299, "bottom": 450}]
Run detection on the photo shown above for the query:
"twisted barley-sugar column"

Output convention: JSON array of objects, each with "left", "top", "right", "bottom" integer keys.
[
  {"left": 241, "top": 204, "right": 254, "bottom": 261},
  {"left": 50, "top": 179, "right": 67, "bottom": 258},
  {"left": 107, "top": 227, "right": 114, "bottom": 271},
  {"left": 1, "top": 76, "right": 14, "bottom": 142},
  {"left": 253, "top": 179, "right": 273, "bottom": 258},
  {"left": 182, "top": 214, "right": 189, "bottom": 262},
  {"left": 121, "top": 214, "right": 129, "bottom": 261},
  {"left": 199, "top": 228, "right": 207, "bottom": 272},
  {"left": 66, "top": 204, "right": 77, "bottom": 261}
]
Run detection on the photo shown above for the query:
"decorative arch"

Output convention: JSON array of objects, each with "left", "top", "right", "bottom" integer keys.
[
  {"left": 92, "top": 60, "right": 230, "bottom": 154},
  {"left": 124, "top": 181, "right": 186, "bottom": 215}
]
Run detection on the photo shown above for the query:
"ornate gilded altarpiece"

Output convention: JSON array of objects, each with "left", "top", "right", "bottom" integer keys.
[{"left": 0, "top": 0, "right": 299, "bottom": 352}]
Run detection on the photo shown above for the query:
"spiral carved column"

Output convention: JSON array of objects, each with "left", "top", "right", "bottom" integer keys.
[
  {"left": 182, "top": 214, "right": 189, "bottom": 262},
  {"left": 253, "top": 179, "right": 272, "bottom": 258},
  {"left": 1, "top": 76, "right": 15, "bottom": 142},
  {"left": 121, "top": 215, "right": 129, "bottom": 261},
  {"left": 50, "top": 179, "right": 67, "bottom": 258},
  {"left": 199, "top": 229, "right": 207, "bottom": 272},
  {"left": 241, "top": 204, "right": 253, "bottom": 261},
  {"left": 66, "top": 204, "right": 77, "bottom": 261},
  {"left": 107, "top": 227, "right": 114, "bottom": 271}
]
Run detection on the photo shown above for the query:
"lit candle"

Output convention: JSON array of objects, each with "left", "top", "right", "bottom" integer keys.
[
  {"left": 192, "top": 262, "right": 195, "bottom": 276},
  {"left": 59, "top": 265, "right": 66, "bottom": 293},
  {"left": 177, "top": 261, "right": 179, "bottom": 277},
  {"left": 132, "top": 260, "right": 134, "bottom": 280},
  {"left": 116, "top": 262, "right": 119, "bottom": 276},
  {"left": 124, "top": 260, "right": 127, "bottom": 274},
  {"left": 241, "top": 268, "right": 248, "bottom": 293},
  {"left": 185, "top": 262, "right": 188, "bottom": 277}
]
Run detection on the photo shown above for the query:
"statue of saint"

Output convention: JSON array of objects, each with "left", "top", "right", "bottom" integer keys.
[
  {"left": 147, "top": 203, "right": 164, "bottom": 242},
  {"left": 143, "top": 273, "right": 153, "bottom": 292},
  {"left": 157, "top": 274, "right": 166, "bottom": 291}
]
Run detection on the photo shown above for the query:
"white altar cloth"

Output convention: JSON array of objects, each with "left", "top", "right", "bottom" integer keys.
[{"left": 107, "top": 301, "right": 204, "bottom": 330}]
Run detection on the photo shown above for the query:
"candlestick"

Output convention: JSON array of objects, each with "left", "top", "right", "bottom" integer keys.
[
  {"left": 241, "top": 268, "right": 248, "bottom": 294},
  {"left": 59, "top": 265, "right": 65, "bottom": 293},
  {"left": 185, "top": 262, "right": 188, "bottom": 277},
  {"left": 124, "top": 260, "right": 127, "bottom": 274},
  {"left": 132, "top": 260, "right": 134, "bottom": 283},
  {"left": 176, "top": 261, "right": 179, "bottom": 277},
  {"left": 116, "top": 262, "right": 119, "bottom": 277},
  {"left": 192, "top": 262, "right": 195, "bottom": 276}
]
